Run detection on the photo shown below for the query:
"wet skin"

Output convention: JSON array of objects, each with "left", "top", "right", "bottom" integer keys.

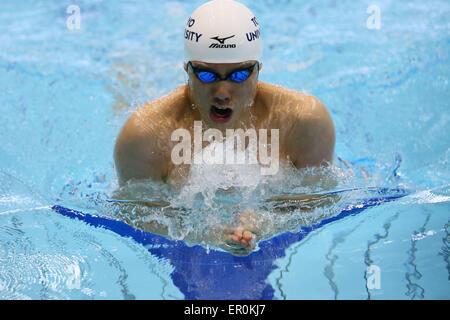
[{"left": 113, "top": 61, "right": 336, "bottom": 255}]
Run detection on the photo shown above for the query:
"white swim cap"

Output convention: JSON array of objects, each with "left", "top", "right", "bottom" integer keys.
[{"left": 184, "top": 0, "right": 262, "bottom": 64}]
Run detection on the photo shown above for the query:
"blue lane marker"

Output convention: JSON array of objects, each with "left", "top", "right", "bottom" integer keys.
[{"left": 52, "top": 187, "right": 409, "bottom": 300}]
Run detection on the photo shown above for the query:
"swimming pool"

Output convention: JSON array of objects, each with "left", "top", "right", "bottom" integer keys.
[{"left": 0, "top": 0, "right": 448, "bottom": 300}]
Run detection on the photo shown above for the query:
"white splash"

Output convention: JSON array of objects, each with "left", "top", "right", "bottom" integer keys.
[{"left": 404, "top": 189, "right": 450, "bottom": 204}]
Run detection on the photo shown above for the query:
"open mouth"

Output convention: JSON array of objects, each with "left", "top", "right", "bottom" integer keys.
[{"left": 210, "top": 105, "right": 233, "bottom": 123}]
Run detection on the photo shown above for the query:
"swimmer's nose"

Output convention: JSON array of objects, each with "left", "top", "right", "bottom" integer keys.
[{"left": 212, "top": 84, "right": 232, "bottom": 106}]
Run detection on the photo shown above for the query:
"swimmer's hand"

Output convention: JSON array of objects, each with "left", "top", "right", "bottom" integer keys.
[{"left": 222, "top": 208, "right": 260, "bottom": 257}]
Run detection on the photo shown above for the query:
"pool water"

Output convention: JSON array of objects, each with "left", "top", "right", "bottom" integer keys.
[{"left": 0, "top": 0, "right": 449, "bottom": 299}]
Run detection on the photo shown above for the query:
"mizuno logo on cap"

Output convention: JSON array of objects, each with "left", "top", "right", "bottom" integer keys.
[
  {"left": 209, "top": 35, "right": 236, "bottom": 48},
  {"left": 210, "top": 35, "right": 235, "bottom": 44}
]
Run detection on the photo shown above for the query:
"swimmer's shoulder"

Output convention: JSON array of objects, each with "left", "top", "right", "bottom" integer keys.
[
  {"left": 114, "top": 85, "right": 190, "bottom": 185},
  {"left": 118, "top": 84, "right": 190, "bottom": 143},
  {"left": 118, "top": 86, "right": 188, "bottom": 142},
  {"left": 257, "top": 81, "right": 335, "bottom": 166},
  {"left": 136, "top": 85, "right": 190, "bottom": 131},
  {"left": 257, "top": 81, "right": 330, "bottom": 119}
]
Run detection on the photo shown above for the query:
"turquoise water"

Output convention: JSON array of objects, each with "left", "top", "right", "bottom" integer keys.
[{"left": 0, "top": 0, "right": 449, "bottom": 299}]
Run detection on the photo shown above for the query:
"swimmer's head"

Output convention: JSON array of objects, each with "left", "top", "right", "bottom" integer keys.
[
  {"left": 183, "top": 0, "right": 262, "bottom": 129},
  {"left": 184, "top": 0, "right": 262, "bottom": 64}
]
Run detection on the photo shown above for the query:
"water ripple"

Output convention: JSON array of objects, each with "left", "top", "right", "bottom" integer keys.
[
  {"left": 0, "top": 252, "right": 87, "bottom": 300},
  {"left": 364, "top": 212, "right": 400, "bottom": 299},
  {"left": 404, "top": 212, "right": 431, "bottom": 299}
]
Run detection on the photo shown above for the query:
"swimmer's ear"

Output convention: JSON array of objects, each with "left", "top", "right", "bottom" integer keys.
[
  {"left": 258, "top": 62, "right": 263, "bottom": 72},
  {"left": 183, "top": 62, "right": 188, "bottom": 73}
]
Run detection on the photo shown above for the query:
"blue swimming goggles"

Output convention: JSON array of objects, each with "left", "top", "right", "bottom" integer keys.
[{"left": 188, "top": 61, "right": 259, "bottom": 83}]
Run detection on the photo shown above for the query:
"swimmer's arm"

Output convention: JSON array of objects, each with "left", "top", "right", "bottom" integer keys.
[
  {"left": 231, "top": 192, "right": 343, "bottom": 249},
  {"left": 114, "top": 112, "right": 169, "bottom": 186},
  {"left": 107, "top": 200, "right": 234, "bottom": 250},
  {"left": 287, "top": 96, "right": 336, "bottom": 169},
  {"left": 231, "top": 94, "right": 337, "bottom": 251}
]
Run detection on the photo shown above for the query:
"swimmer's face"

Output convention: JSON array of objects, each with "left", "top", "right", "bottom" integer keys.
[{"left": 185, "top": 60, "right": 260, "bottom": 129}]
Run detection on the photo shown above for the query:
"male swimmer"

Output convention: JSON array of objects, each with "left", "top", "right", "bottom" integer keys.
[{"left": 114, "top": 0, "right": 335, "bottom": 255}]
